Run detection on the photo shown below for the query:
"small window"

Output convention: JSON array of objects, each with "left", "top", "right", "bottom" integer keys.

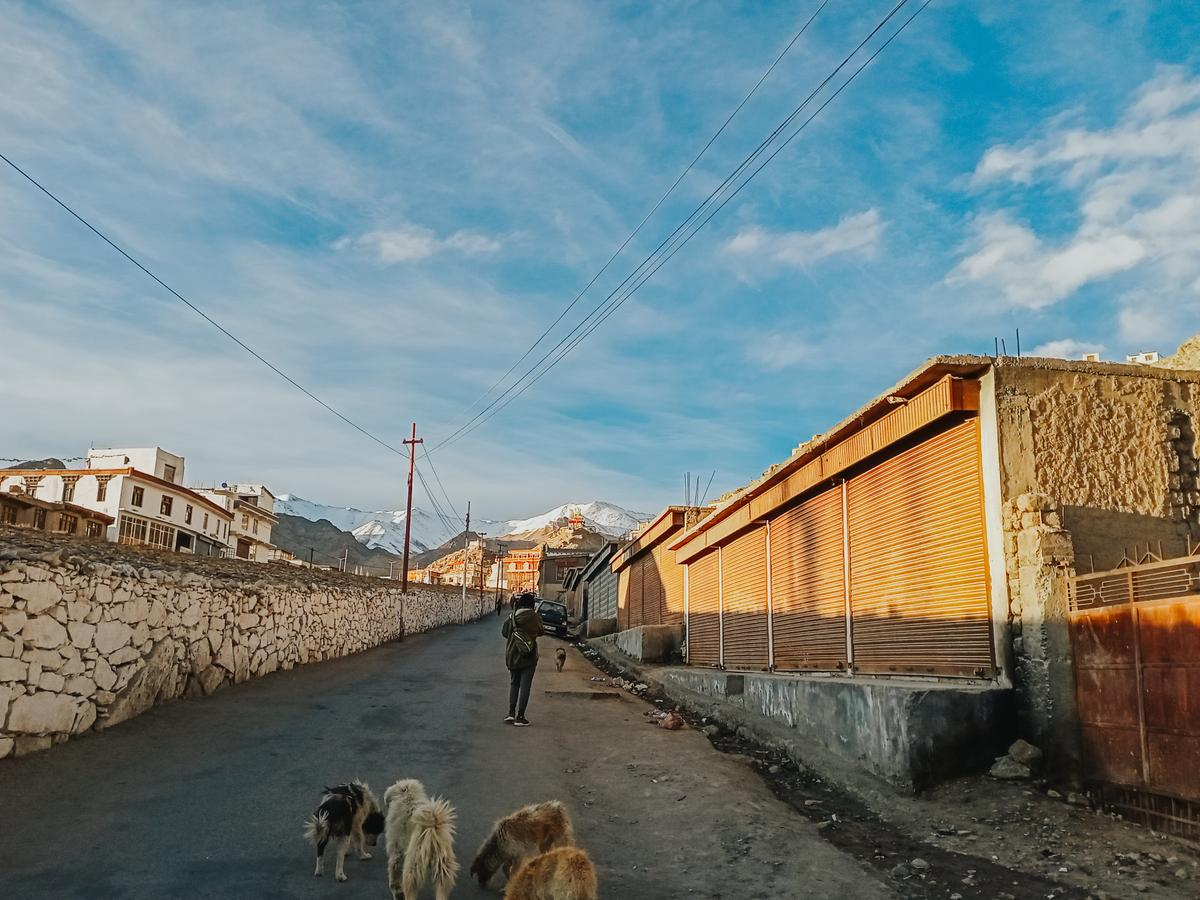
[
  {"left": 203, "top": 512, "right": 209, "bottom": 529},
  {"left": 132, "top": 486, "right": 144, "bottom": 507},
  {"left": 33, "top": 508, "right": 47, "bottom": 529},
  {"left": 185, "top": 504, "right": 193, "bottom": 524},
  {"left": 0, "top": 504, "right": 16, "bottom": 525},
  {"left": 252, "top": 519, "right": 258, "bottom": 534},
  {"left": 241, "top": 513, "right": 249, "bottom": 529},
  {"left": 96, "top": 478, "right": 108, "bottom": 501},
  {"left": 160, "top": 496, "right": 173, "bottom": 516},
  {"left": 163, "top": 464, "right": 177, "bottom": 483},
  {"left": 62, "top": 480, "right": 75, "bottom": 502},
  {"left": 85, "top": 521, "right": 103, "bottom": 539},
  {"left": 57, "top": 514, "right": 78, "bottom": 534}
]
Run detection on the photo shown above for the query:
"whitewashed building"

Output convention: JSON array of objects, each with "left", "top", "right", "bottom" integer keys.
[
  {"left": 0, "top": 447, "right": 232, "bottom": 556},
  {"left": 194, "top": 483, "right": 279, "bottom": 562}
]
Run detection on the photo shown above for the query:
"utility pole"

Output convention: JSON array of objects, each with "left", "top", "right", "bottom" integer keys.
[
  {"left": 495, "top": 542, "right": 505, "bottom": 609},
  {"left": 388, "top": 560, "right": 394, "bottom": 580},
  {"left": 401, "top": 422, "right": 423, "bottom": 592},
  {"left": 461, "top": 501, "right": 470, "bottom": 623},
  {"left": 478, "top": 538, "right": 486, "bottom": 617},
  {"left": 308, "top": 547, "right": 314, "bottom": 566}
]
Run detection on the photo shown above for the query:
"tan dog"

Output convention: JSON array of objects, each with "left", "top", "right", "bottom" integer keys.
[
  {"left": 504, "top": 847, "right": 598, "bottom": 900},
  {"left": 469, "top": 801, "right": 574, "bottom": 889},
  {"left": 383, "top": 779, "right": 459, "bottom": 900},
  {"left": 555, "top": 648, "right": 567, "bottom": 672}
]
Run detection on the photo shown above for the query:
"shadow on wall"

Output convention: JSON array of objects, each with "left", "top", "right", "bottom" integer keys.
[{"left": 1065, "top": 506, "right": 1193, "bottom": 573}]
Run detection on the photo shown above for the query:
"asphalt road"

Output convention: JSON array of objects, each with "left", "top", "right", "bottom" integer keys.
[{"left": 0, "top": 616, "right": 890, "bottom": 899}]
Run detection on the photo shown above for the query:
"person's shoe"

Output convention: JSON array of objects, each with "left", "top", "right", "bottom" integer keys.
[
  {"left": 513, "top": 716, "right": 530, "bottom": 727},
  {"left": 504, "top": 714, "right": 515, "bottom": 724}
]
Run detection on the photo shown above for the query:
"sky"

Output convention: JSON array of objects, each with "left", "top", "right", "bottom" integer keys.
[{"left": 2, "top": 0, "right": 1199, "bottom": 521}]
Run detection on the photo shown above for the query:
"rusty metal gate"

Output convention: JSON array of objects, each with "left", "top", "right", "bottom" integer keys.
[
  {"left": 1070, "top": 550, "right": 1200, "bottom": 840},
  {"left": 686, "top": 549, "right": 721, "bottom": 666}
]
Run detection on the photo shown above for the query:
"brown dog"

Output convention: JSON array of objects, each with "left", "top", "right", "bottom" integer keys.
[
  {"left": 469, "top": 801, "right": 574, "bottom": 889},
  {"left": 504, "top": 847, "right": 598, "bottom": 900},
  {"left": 555, "top": 648, "right": 567, "bottom": 672}
]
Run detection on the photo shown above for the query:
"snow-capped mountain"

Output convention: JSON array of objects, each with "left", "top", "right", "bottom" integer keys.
[
  {"left": 490, "top": 501, "right": 652, "bottom": 539},
  {"left": 276, "top": 495, "right": 651, "bottom": 554},
  {"left": 275, "top": 495, "right": 485, "bottom": 555}
]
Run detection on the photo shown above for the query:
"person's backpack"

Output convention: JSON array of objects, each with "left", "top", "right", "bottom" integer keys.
[{"left": 505, "top": 611, "right": 536, "bottom": 670}]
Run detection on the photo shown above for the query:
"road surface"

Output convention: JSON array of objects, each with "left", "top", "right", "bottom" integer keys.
[{"left": 0, "top": 616, "right": 890, "bottom": 899}]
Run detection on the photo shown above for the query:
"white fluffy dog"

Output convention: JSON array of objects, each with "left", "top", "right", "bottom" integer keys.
[{"left": 383, "top": 779, "right": 459, "bottom": 900}]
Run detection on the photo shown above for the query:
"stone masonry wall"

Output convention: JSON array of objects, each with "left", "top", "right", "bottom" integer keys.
[
  {"left": 993, "top": 360, "right": 1200, "bottom": 777},
  {"left": 0, "top": 528, "right": 487, "bottom": 759}
]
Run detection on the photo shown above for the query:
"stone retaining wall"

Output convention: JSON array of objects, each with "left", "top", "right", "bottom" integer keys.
[{"left": 0, "top": 528, "right": 487, "bottom": 758}]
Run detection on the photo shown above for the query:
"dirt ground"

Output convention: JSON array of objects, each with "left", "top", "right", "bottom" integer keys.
[{"left": 580, "top": 643, "right": 1200, "bottom": 900}]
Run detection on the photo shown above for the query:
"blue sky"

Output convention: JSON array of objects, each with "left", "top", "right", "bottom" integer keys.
[{"left": 2, "top": 1, "right": 1199, "bottom": 520}]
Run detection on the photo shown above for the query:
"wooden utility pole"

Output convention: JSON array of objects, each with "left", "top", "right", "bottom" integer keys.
[
  {"left": 401, "top": 422, "right": 423, "bottom": 592},
  {"left": 461, "top": 501, "right": 470, "bottom": 623}
]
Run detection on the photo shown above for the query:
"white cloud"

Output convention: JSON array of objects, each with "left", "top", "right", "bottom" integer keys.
[
  {"left": 724, "top": 209, "right": 885, "bottom": 269},
  {"left": 1030, "top": 338, "right": 1105, "bottom": 360},
  {"left": 745, "top": 333, "right": 813, "bottom": 371},
  {"left": 952, "top": 67, "right": 1200, "bottom": 311},
  {"left": 337, "top": 225, "right": 500, "bottom": 264}
]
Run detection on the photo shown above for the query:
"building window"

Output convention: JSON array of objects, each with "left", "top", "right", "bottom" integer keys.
[
  {"left": 160, "top": 495, "right": 173, "bottom": 516},
  {"left": 23, "top": 475, "right": 42, "bottom": 496},
  {"left": 203, "top": 512, "right": 209, "bottom": 529},
  {"left": 132, "top": 486, "right": 144, "bottom": 507},
  {"left": 57, "top": 514, "right": 78, "bottom": 534},
  {"left": 85, "top": 521, "right": 103, "bottom": 539},
  {"left": 119, "top": 515, "right": 148, "bottom": 545},
  {"left": 163, "top": 464, "right": 176, "bottom": 483},
  {"left": 252, "top": 518, "right": 258, "bottom": 534},
  {"left": 185, "top": 504, "right": 193, "bottom": 524},
  {"left": 62, "top": 477, "right": 77, "bottom": 502},
  {"left": 148, "top": 521, "right": 173, "bottom": 549},
  {"left": 0, "top": 504, "right": 16, "bottom": 525},
  {"left": 241, "top": 512, "right": 249, "bottom": 529},
  {"left": 33, "top": 508, "right": 47, "bottom": 529},
  {"left": 95, "top": 476, "right": 109, "bottom": 501}
]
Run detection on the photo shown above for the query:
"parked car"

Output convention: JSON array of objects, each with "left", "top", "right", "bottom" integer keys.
[{"left": 536, "top": 599, "right": 569, "bottom": 637}]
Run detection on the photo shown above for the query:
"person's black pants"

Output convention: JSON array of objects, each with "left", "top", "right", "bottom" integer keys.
[{"left": 508, "top": 664, "right": 536, "bottom": 717}]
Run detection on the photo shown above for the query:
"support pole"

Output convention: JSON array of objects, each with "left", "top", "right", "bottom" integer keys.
[
  {"left": 401, "top": 422, "right": 423, "bottom": 592},
  {"left": 461, "top": 501, "right": 471, "bottom": 623}
]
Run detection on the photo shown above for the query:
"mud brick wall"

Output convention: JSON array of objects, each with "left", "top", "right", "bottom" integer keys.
[
  {"left": 993, "top": 362, "right": 1200, "bottom": 776},
  {"left": 0, "top": 529, "right": 486, "bottom": 758}
]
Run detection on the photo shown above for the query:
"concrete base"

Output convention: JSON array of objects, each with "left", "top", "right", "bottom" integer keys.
[
  {"left": 586, "top": 617, "right": 617, "bottom": 638},
  {"left": 596, "top": 625, "right": 684, "bottom": 662},
  {"left": 659, "top": 668, "right": 1013, "bottom": 791}
]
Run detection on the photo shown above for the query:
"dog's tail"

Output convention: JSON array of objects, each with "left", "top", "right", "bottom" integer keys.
[
  {"left": 303, "top": 811, "right": 330, "bottom": 847},
  {"left": 403, "top": 797, "right": 459, "bottom": 895}
]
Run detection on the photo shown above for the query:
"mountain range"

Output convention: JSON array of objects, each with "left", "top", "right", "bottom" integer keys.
[{"left": 274, "top": 496, "right": 652, "bottom": 555}]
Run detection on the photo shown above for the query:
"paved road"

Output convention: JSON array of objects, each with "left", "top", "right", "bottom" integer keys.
[{"left": 0, "top": 617, "right": 890, "bottom": 899}]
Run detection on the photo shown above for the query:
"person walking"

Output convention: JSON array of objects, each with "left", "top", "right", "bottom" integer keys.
[{"left": 502, "top": 592, "right": 543, "bottom": 727}]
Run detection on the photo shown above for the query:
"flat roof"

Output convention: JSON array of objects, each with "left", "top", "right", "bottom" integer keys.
[{"left": 0, "top": 467, "right": 233, "bottom": 521}]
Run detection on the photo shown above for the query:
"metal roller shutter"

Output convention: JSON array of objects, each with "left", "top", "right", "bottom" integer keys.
[
  {"left": 721, "top": 526, "right": 770, "bottom": 671},
  {"left": 687, "top": 550, "right": 720, "bottom": 666},
  {"left": 847, "top": 419, "right": 993, "bottom": 676},
  {"left": 770, "top": 486, "right": 848, "bottom": 671},
  {"left": 629, "top": 555, "right": 645, "bottom": 628},
  {"left": 658, "top": 544, "right": 686, "bottom": 626},
  {"left": 641, "top": 550, "right": 663, "bottom": 626},
  {"left": 617, "top": 566, "right": 632, "bottom": 631}
]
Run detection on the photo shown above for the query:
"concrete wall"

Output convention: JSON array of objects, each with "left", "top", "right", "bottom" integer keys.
[
  {"left": 0, "top": 528, "right": 482, "bottom": 759},
  {"left": 597, "top": 624, "right": 683, "bottom": 662},
  {"left": 993, "top": 360, "right": 1200, "bottom": 775},
  {"left": 658, "top": 668, "right": 1011, "bottom": 791}
]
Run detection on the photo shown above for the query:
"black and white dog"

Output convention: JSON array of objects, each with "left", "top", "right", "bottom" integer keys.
[{"left": 303, "top": 781, "right": 385, "bottom": 882}]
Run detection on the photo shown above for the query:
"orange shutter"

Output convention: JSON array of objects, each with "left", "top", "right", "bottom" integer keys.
[
  {"left": 721, "top": 526, "right": 769, "bottom": 671},
  {"left": 641, "top": 551, "right": 663, "bottom": 626},
  {"left": 770, "top": 486, "right": 848, "bottom": 671},
  {"left": 617, "top": 566, "right": 632, "bottom": 631},
  {"left": 687, "top": 550, "right": 720, "bottom": 666},
  {"left": 847, "top": 419, "right": 992, "bottom": 675},
  {"left": 658, "top": 544, "right": 685, "bottom": 626}
]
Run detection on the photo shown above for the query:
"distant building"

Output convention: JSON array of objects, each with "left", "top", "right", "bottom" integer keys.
[
  {"left": 503, "top": 547, "right": 543, "bottom": 594},
  {"left": 1126, "top": 350, "right": 1161, "bottom": 364},
  {"left": 578, "top": 541, "right": 620, "bottom": 624},
  {"left": 0, "top": 488, "right": 113, "bottom": 539},
  {"left": 538, "top": 547, "right": 593, "bottom": 603},
  {"left": 195, "top": 484, "right": 279, "bottom": 562},
  {"left": 0, "top": 447, "right": 232, "bottom": 555}
]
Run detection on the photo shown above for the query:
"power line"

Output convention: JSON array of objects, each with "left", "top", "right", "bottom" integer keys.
[
  {"left": 0, "top": 152, "right": 411, "bottom": 462},
  {"left": 433, "top": 0, "right": 929, "bottom": 452},
  {"left": 422, "top": 448, "right": 462, "bottom": 523},
  {"left": 440, "top": 0, "right": 833, "bottom": 439}
]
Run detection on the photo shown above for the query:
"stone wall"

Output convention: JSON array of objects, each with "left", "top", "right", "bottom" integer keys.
[
  {"left": 993, "top": 361, "right": 1200, "bottom": 776},
  {"left": 0, "top": 528, "right": 485, "bottom": 759}
]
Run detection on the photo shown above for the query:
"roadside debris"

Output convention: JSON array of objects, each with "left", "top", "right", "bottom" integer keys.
[{"left": 989, "top": 739, "right": 1044, "bottom": 781}]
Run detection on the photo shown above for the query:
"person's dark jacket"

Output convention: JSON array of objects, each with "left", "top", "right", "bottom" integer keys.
[{"left": 502, "top": 607, "right": 544, "bottom": 668}]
